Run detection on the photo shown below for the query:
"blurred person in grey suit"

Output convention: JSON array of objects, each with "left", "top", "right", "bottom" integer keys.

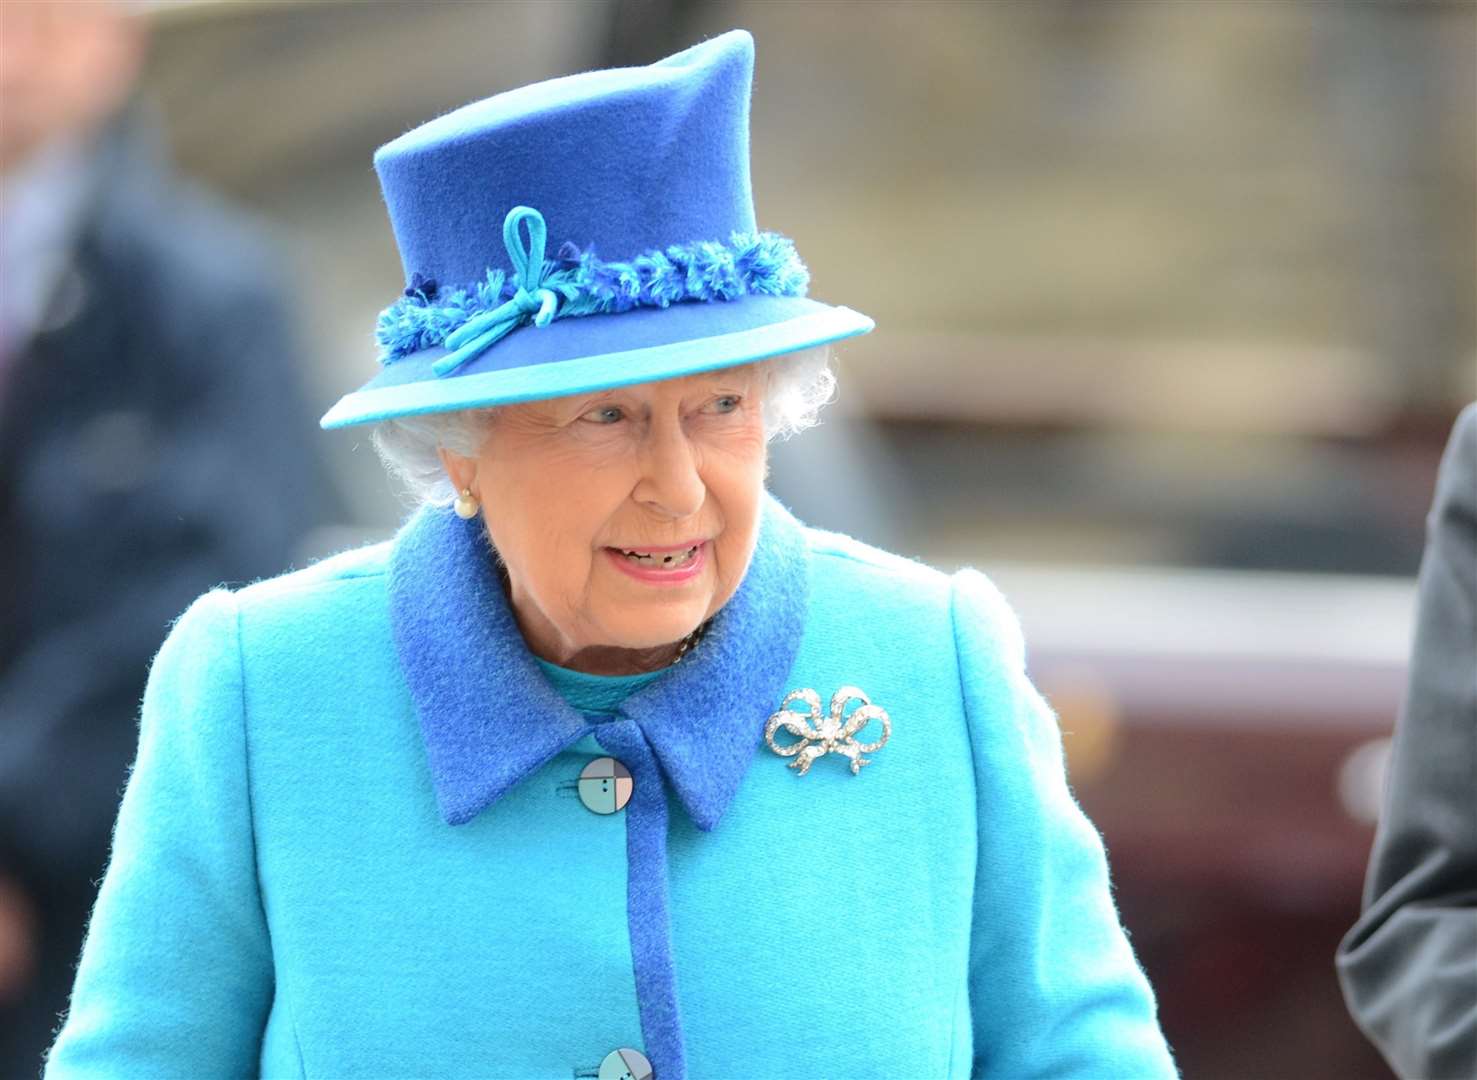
[
  {"left": 0, "top": 2, "right": 341, "bottom": 1074},
  {"left": 1337, "top": 402, "right": 1477, "bottom": 1080}
]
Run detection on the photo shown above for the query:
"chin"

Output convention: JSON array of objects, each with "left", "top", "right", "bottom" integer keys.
[{"left": 607, "top": 606, "right": 707, "bottom": 650}]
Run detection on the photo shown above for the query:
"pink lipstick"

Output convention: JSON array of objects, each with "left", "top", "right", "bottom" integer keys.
[{"left": 604, "top": 540, "right": 708, "bottom": 585}]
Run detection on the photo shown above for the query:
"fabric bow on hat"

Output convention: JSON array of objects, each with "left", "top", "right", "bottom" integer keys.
[{"left": 433, "top": 207, "right": 561, "bottom": 377}]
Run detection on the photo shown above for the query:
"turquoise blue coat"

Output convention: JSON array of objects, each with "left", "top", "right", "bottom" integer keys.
[{"left": 44, "top": 491, "right": 1178, "bottom": 1079}]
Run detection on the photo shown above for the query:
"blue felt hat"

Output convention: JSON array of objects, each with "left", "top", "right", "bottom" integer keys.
[{"left": 319, "top": 29, "right": 874, "bottom": 430}]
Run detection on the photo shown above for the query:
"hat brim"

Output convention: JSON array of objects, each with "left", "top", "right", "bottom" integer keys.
[{"left": 319, "top": 294, "right": 873, "bottom": 430}]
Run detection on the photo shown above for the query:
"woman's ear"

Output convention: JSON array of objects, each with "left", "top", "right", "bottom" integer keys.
[{"left": 438, "top": 448, "right": 475, "bottom": 496}]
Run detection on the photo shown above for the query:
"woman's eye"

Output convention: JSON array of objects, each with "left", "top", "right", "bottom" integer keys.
[
  {"left": 708, "top": 395, "right": 742, "bottom": 414},
  {"left": 581, "top": 405, "right": 623, "bottom": 424}
]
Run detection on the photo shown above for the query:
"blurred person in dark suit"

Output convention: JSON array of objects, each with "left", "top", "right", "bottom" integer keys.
[
  {"left": 0, "top": 1, "right": 341, "bottom": 1074},
  {"left": 1337, "top": 402, "right": 1477, "bottom": 1080}
]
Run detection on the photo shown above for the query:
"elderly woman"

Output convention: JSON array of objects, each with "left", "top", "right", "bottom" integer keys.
[{"left": 44, "top": 30, "right": 1177, "bottom": 1080}]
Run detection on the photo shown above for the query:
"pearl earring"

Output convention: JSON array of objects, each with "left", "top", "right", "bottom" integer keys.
[{"left": 453, "top": 487, "right": 480, "bottom": 519}]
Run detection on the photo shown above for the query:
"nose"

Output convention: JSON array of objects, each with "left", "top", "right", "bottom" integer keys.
[{"left": 632, "top": 414, "right": 705, "bottom": 520}]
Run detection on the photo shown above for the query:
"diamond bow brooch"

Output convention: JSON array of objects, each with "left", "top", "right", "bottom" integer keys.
[{"left": 764, "top": 686, "right": 891, "bottom": 776}]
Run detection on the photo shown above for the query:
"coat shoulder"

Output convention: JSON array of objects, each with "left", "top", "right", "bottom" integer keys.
[
  {"left": 799, "top": 523, "right": 1025, "bottom": 669},
  {"left": 802, "top": 523, "right": 947, "bottom": 587},
  {"left": 803, "top": 525, "right": 951, "bottom": 590},
  {"left": 800, "top": 523, "right": 955, "bottom": 625},
  {"left": 228, "top": 536, "right": 394, "bottom": 643},
  {"left": 238, "top": 537, "right": 391, "bottom": 595}
]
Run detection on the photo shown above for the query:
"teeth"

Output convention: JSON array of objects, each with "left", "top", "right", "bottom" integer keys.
[{"left": 620, "top": 544, "right": 699, "bottom": 568}]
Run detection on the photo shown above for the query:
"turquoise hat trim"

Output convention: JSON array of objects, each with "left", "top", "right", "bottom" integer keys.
[
  {"left": 321, "top": 303, "right": 872, "bottom": 430},
  {"left": 376, "top": 205, "right": 812, "bottom": 379}
]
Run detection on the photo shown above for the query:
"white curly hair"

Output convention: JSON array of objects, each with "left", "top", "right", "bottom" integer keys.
[{"left": 370, "top": 343, "right": 836, "bottom": 507}]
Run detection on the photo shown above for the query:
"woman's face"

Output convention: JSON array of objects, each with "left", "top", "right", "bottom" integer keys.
[{"left": 439, "top": 363, "right": 769, "bottom": 672}]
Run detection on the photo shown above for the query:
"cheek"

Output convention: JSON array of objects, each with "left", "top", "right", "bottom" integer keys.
[
  {"left": 490, "top": 443, "right": 626, "bottom": 545},
  {"left": 483, "top": 487, "right": 594, "bottom": 600},
  {"left": 526, "top": 514, "right": 602, "bottom": 592},
  {"left": 697, "top": 414, "right": 767, "bottom": 480},
  {"left": 710, "top": 474, "right": 763, "bottom": 588}
]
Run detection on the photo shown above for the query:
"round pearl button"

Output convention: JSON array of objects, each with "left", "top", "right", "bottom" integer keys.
[
  {"left": 578, "top": 756, "right": 633, "bottom": 814},
  {"left": 599, "top": 1047, "right": 653, "bottom": 1080}
]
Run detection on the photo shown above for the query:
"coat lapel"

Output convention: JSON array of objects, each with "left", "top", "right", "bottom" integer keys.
[{"left": 389, "top": 489, "right": 810, "bottom": 831}]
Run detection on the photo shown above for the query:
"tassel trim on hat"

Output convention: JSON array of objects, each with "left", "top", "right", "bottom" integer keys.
[{"left": 375, "top": 206, "right": 811, "bottom": 377}]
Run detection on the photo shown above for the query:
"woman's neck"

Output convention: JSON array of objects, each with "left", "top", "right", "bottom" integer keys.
[{"left": 544, "top": 641, "right": 682, "bottom": 676}]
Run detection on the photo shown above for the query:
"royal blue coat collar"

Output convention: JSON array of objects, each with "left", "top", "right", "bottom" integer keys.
[{"left": 388, "top": 490, "right": 810, "bottom": 831}]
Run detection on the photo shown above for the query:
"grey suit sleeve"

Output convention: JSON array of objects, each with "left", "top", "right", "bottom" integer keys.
[{"left": 1336, "top": 402, "right": 1477, "bottom": 1080}]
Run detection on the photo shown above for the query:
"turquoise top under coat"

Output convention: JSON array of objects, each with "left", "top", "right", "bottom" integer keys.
[{"left": 533, "top": 656, "right": 670, "bottom": 719}]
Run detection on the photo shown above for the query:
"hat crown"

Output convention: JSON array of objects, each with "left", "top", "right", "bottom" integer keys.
[{"left": 373, "top": 30, "right": 757, "bottom": 290}]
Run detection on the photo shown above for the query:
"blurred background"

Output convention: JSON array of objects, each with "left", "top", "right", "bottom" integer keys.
[{"left": 2, "top": 1, "right": 1473, "bottom": 1077}]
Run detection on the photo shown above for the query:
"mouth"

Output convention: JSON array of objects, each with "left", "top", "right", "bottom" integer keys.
[
  {"left": 606, "top": 542, "right": 704, "bottom": 569},
  {"left": 602, "top": 539, "right": 709, "bottom": 584}
]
